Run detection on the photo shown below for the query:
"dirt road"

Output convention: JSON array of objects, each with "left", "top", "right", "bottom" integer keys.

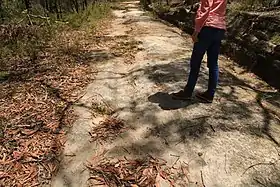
[{"left": 52, "top": 1, "right": 280, "bottom": 186}]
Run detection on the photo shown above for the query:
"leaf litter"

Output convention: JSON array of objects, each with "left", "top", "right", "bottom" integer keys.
[
  {"left": 88, "top": 117, "right": 190, "bottom": 187},
  {"left": 87, "top": 156, "right": 190, "bottom": 187},
  {"left": 90, "top": 117, "right": 126, "bottom": 143},
  {"left": 0, "top": 21, "right": 113, "bottom": 186},
  {"left": 0, "top": 16, "right": 145, "bottom": 186}
]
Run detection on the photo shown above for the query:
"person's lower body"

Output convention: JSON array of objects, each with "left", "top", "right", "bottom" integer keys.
[{"left": 172, "top": 27, "right": 225, "bottom": 103}]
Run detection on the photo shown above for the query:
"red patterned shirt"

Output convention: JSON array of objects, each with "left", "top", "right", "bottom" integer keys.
[{"left": 195, "top": 0, "right": 227, "bottom": 33}]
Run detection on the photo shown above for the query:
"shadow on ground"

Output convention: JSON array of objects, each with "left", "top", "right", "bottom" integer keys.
[
  {"left": 148, "top": 92, "right": 198, "bottom": 110},
  {"left": 105, "top": 58, "right": 280, "bottom": 148},
  {"left": 104, "top": 57, "right": 280, "bottom": 186},
  {"left": 149, "top": 58, "right": 279, "bottom": 144},
  {"left": 1, "top": 48, "right": 112, "bottom": 84}
]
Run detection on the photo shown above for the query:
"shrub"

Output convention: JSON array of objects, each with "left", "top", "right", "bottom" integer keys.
[
  {"left": 229, "top": 0, "right": 280, "bottom": 11},
  {"left": 0, "top": 1, "right": 112, "bottom": 70},
  {"left": 65, "top": 3, "right": 111, "bottom": 28},
  {"left": 271, "top": 34, "right": 280, "bottom": 45}
]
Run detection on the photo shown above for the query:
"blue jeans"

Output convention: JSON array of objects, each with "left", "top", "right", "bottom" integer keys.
[{"left": 184, "top": 27, "right": 225, "bottom": 97}]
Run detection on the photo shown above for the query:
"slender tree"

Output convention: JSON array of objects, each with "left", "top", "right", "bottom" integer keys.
[
  {"left": 84, "top": 0, "right": 88, "bottom": 8},
  {"left": 0, "top": 0, "right": 3, "bottom": 22},
  {"left": 23, "top": 0, "right": 31, "bottom": 10},
  {"left": 72, "top": 0, "right": 79, "bottom": 13}
]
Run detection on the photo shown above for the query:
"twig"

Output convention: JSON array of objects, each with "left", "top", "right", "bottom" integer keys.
[
  {"left": 254, "top": 178, "right": 266, "bottom": 187},
  {"left": 65, "top": 153, "right": 76, "bottom": 157},
  {"left": 3, "top": 122, "right": 8, "bottom": 134},
  {"left": 17, "top": 19, "right": 24, "bottom": 24},
  {"left": 200, "top": 170, "right": 206, "bottom": 187},
  {"left": 170, "top": 154, "right": 180, "bottom": 158},
  {"left": 210, "top": 125, "right": 215, "bottom": 132},
  {"left": 224, "top": 153, "right": 228, "bottom": 174},
  {"left": 242, "top": 162, "right": 275, "bottom": 176},
  {"left": 88, "top": 92, "right": 114, "bottom": 113},
  {"left": 180, "top": 162, "right": 190, "bottom": 184},
  {"left": 175, "top": 138, "right": 184, "bottom": 146},
  {"left": 101, "top": 171, "right": 110, "bottom": 186},
  {"left": 28, "top": 14, "right": 50, "bottom": 19},
  {"left": 27, "top": 14, "right": 33, "bottom": 25},
  {"left": 171, "top": 157, "right": 180, "bottom": 168},
  {"left": 275, "top": 146, "right": 280, "bottom": 157},
  {"left": 122, "top": 147, "right": 131, "bottom": 154},
  {"left": 163, "top": 137, "right": 169, "bottom": 146}
]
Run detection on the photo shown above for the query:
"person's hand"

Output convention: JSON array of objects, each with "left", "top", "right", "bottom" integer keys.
[{"left": 192, "top": 31, "right": 199, "bottom": 43}]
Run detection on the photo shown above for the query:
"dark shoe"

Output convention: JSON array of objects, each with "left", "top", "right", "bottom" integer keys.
[
  {"left": 196, "top": 91, "right": 214, "bottom": 103},
  {"left": 171, "top": 90, "right": 192, "bottom": 101}
]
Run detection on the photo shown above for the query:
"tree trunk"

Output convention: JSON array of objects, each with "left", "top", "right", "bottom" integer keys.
[
  {"left": 140, "top": 0, "right": 151, "bottom": 9},
  {"left": 72, "top": 0, "right": 79, "bottom": 13},
  {"left": 45, "top": 0, "right": 49, "bottom": 11},
  {"left": 23, "top": 0, "right": 31, "bottom": 10},
  {"left": 84, "top": 0, "right": 88, "bottom": 8},
  {"left": 58, "top": 0, "right": 62, "bottom": 19},
  {"left": 270, "top": 0, "right": 280, "bottom": 6},
  {"left": 0, "top": 0, "right": 3, "bottom": 22}
]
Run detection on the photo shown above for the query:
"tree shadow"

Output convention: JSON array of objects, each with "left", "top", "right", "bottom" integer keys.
[
  {"left": 143, "top": 58, "right": 208, "bottom": 90},
  {"left": 146, "top": 115, "right": 213, "bottom": 144},
  {"left": 109, "top": 112, "right": 213, "bottom": 158},
  {"left": 102, "top": 57, "right": 280, "bottom": 185},
  {"left": 106, "top": 58, "right": 279, "bottom": 164},
  {"left": 242, "top": 159, "right": 280, "bottom": 187},
  {"left": 96, "top": 56, "right": 280, "bottom": 150},
  {"left": 218, "top": 68, "right": 280, "bottom": 146},
  {"left": 3, "top": 48, "right": 113, "bottom": 84},
  {"left": 78, "top": 4, "right": 280, "bottom": 186}
]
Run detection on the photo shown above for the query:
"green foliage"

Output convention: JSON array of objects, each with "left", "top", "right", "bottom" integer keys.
[
  {"left": 229, "top": 0, "right": 279, "bottom": 11},
  {"left": 0, "top": 1, "right": 112, "bottom": 70},
  {"left": 229, "top": 1, "right": 259, "bottom": 11},
  {"left": 143, "top": 11, "right": 157, "bottom": 17},
  {"left": 153, "top": 3, "right": 170, "bottom": 13},
  {"left": 271, "top": 34, "right": 280, "bottom": 45},
  {"left": 0, "top": 24, "right": 53, "bottom": 62},
  {"left": 0, "top": 71, "right": 10, "bottom": 81},
  {"left": 65, "top": 3, "right": 111, "bottom": 28}
]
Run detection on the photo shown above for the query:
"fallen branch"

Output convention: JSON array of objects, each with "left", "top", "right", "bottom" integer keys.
[
  {"left": 242, "top": 161, "right": 276, "bottom": 176},
  {"left": 28, "top": 14, "right": 50, "bottom": 20}
]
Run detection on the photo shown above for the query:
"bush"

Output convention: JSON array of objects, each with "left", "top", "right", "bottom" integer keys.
[
  {"left": 152, "top": 2, "right": 171, "bottom": 13},
  {"left": 271, "top": 34, "right": 280, "bottom": 44},
  {"left": 229, "top": 0, "right": 280, "bottom": 11},
  {"left": 0, "top": 1, "right": 112, "bottom": 70},
  {"left": 65, "top": 3, "right": 111, "bottom": 28},
  {"left": 0, "top": 24, "right": 53, "bottom": 65}
]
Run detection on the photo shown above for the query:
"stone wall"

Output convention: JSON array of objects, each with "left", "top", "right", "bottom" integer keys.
[{"left": 151, "top": 4, "right": 280, "bottom": 89}]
